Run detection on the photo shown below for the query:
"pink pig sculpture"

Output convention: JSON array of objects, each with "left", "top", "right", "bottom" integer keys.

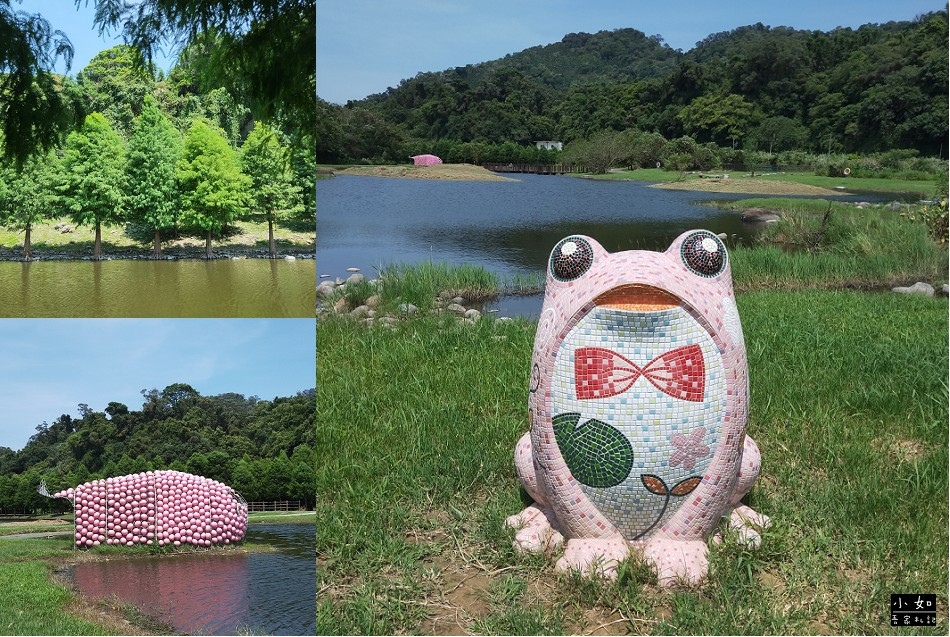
[
  {"left": 53, "top": 470, "right": 248, "bottom": 549},
  {"left": 507, "top": 231, "right": 769, "bottom": 586}
]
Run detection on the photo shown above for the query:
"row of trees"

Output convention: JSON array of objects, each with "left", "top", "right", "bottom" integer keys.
[
  {"left": 1, "top": 105, "right": 303, "bottom": 260},
  {"left": 0, "top": 383, "right": 315, "bottom": 513},
  {"left": 317, "top": 11, "right": 948, "bottom": 163},
  {"left": 0, "top": 43, "right": 311, "bottom": 260}
]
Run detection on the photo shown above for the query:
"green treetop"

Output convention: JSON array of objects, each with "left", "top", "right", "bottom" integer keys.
[
  {"left": 0, "top": 148, "right": 61, "bottom": 260},
  {"left": 126, "top": 95, "right": 182, "bottom": 258},
  {"left": 61, "top": 112, "right": 127, "bottom": 260},
  {"left": 177, "top": 119, "right": 249, "bottom": 259},
  {"left": 240, "top": 122, "right": 304, "bottom": 258}
]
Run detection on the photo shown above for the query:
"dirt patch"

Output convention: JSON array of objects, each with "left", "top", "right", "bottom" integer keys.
[
  {"left": 873, "top": 436, "right": 927, "bottom": 463},
  {"left": 338, "top": 163, "right": 518, "bottom": 182},
  {"left": 652, "top": 178, "right": 842, "bottom": 196}
]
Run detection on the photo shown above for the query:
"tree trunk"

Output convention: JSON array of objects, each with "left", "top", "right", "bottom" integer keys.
[
  {"left": 153, "top": 229, "right": 162, "bottom": 259},
  {"left": 94, "top": 221, "right": 102, "bottom": 261},
  {"left": 268, "top": 219, "right": 276, "bottom": 258},
  {"left": 205, "top": 230, "right": 213, "bottom": 259},
  {"left": 23, "top": 223, "right": 32, "bottom": 261}
]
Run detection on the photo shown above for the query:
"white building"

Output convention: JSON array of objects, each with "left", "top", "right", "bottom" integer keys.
[{"left": 534, "top": 140, "right": 563, "bottom": 151}]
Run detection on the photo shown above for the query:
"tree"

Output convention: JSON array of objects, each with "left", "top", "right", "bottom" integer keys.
[
  {"left": 0, "top": 1, "right": 81, "bottom": 164},
  {"left": 748, "top": 116, "right": 807, "bottom": 154},
  {"left": 0, "top": 149, "right": 59, "bottom": 260},
  {"left": 125, "top": 95, "right": 181, "bottom": 258},
  {"left": 678, "top": 93, "right": 760, "bottom": 148},
  {"left": 76, "top": 45, "right": 155, "bottom": 138},
  {"left": 240, "top": 122, "right": 304, "bottom": 258},
  {"left": 61, "top": 112, "right": 126, "bottom": 260},
  {"left": 84, "top": 0, "right": 314, "bottom": 136},
  {"left": 177, "top": 119, "right": 249, "bottom": 258}
]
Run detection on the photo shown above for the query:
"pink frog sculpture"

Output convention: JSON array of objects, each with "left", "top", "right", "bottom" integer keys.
[{"left": 507, "top": 231, "right": 769, "bottom": 586}]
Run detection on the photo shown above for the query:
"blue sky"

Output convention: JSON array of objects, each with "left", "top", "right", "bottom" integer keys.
[
  {"left": 15, "top": 0, "right": 174, "bottom": 75},
  {"left": 0, "top": 319, "right": 315, "bottom": 451},
  {"left": 316, "top": 0, "right": 947, "bottom": 104}
]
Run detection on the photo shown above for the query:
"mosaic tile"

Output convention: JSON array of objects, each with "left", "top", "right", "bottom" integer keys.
[{"left": 509, "top": 230, "right": 769, "bottom": 586}]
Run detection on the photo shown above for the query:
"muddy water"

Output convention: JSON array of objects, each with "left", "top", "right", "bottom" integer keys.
[
  {"left": 68, "top": 523, "right": 315, "bottom": 635},
  {"left": 0, "top": 259, "right": 315, "bottom": 317}
]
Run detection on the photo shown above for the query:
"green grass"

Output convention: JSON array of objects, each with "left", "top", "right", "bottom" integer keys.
[
  {"left": 590, "top": 169, "right": 940, "bottom": 195},
  {"left": 0, "top": 215, "right": 314, "bottom": 259},
  {"left": 379, "top": 261, "right": 501, "bottom": 308},
  {"left": 728, "top": 202, "right": 947, "bottom": 290},
  {"left": 316, "top": 291, "right": 948, "bottom": 635},
  {"left": 0, "top": 537, "right": 115, "bottom": 635},
  {"left": 756, "top": 172, "right": 937, "bottom": 195}
]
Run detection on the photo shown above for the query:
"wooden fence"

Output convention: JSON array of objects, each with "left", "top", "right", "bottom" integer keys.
[
  {"left": 482, "top": 163, "right": 587, "bottom": 175},
  {"left": 246, "top": 500, "right": 304, "bottom": 512}
]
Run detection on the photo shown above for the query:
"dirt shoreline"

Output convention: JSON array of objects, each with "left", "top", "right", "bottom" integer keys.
[
  {"left": 0, "top": 247, "right": 315, "bottom": 262},
  {"left": 649, "top": 177, "right": 844, "bottom": 196},
  {"left": 337, "top": 163, "right": 517, "bottom": 182}
]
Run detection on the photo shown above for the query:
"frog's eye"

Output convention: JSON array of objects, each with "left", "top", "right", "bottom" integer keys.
[
  {"left": 680, "top": 231, "right": 727, "bottom": 277},
  {"left": 550, "top": 236, "right": 593, "bottom": 281}
]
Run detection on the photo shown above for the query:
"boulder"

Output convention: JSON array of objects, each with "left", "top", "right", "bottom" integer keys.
[
  {"left": 365, "top": 294, "right": 382, "bottom": 309},
  {"left": 464, "top": 309, "right": 482, "bottom": 320},
  {"left": 350, "top": 305, "right": 371, "bottom": 319},
  {"left": 892, "top": 282, "right": 935, "bottom": 297},
  {"left": 398, "top": 302, "right": 419, "bottom": 315},
  {"left": 346, "top": 273, "right": 365, "bottom": 285},
  {"left": 447, "top": 303, "right": 467, "bottom": 316}
]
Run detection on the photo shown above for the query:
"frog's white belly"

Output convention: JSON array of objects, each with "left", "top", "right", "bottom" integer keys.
[{"left": 550, "top": 306, "right": 726, "bottom": 539}]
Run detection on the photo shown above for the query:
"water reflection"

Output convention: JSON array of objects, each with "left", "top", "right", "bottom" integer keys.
[
  {"left": 317, "top": 174, "right": 866, "bottom": 277},
  {"left": 70, "top": 523, "right": 315, "bottom": 636},
  {"left": 0, "top": 260, "right": 316, "bottom": 317}
]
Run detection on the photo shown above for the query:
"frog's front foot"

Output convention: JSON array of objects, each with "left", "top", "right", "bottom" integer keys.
[
  {"left": 506, "top": 503, "right": 564, "bottom": 553},
  {"left": 716, "top": 504, "right": 771, "bottom": 548},
  {"left": 554, "top": 537, "right": 631, "bottom": 579},
  {"left": 642, "top": 537, "right": 709, "bottom": 587}
]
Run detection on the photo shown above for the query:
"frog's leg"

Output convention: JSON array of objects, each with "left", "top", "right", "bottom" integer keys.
[
  {"left": 506, "top": 432, "right": 564, "bottom": 553},
  {"left": 720, "top": 434, "right": 771, "bottom": 547},
  {"left": 642, "top": 536, "right": 710, "bottom": 586},
  {"left": 555, "top": 537, "right": 631, "bottom": 579}
]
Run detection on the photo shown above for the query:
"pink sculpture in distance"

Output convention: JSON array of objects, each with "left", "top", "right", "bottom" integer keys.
[
  {"left": 53, "top": 470, "right": 248, "bottom": 549},
  {"left": 411, "top": 154, "right": 442, "bottom": 167}
]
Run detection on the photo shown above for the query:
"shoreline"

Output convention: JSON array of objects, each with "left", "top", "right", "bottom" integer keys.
[{"left": 0, "top": 248, "right": 315, "bottom": 262}]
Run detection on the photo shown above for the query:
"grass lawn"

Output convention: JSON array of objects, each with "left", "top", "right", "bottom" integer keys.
[
  {"left": 589, "top": 168, "right": 938, "bottom": 197},
  {"left": 316, "top": 288, "right": 948, "bottom": 635},
  {"left": 0, "top": 215, "right": 315, "bottom": 259}
]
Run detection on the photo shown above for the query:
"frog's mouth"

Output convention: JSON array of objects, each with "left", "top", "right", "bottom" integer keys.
[{"left": 594, "top": 284, "right": 680, "bottom": 311}]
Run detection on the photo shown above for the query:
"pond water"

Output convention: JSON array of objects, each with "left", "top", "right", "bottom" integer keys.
[
  {"left": 317, "top": 173, "right": 876, "bottom": 316},
  {"left": 0, "top": 259, "right": 316, "bottom": 317},
  {"left": 69, "top": 523, "right": 315, "bottom": 636}
]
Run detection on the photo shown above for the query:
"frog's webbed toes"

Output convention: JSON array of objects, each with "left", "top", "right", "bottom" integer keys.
[
  {"left": 554, "top": 537, "right": 630, "bottom": 579},
  {"left": 715, "top": 504, "right": 771, "bottom": 548},
  {"left": 642, "top": 537, "right": 709, "bottom": 587},
  {"left": 507, "top": 504, "right": 563, "bottom": 553}
]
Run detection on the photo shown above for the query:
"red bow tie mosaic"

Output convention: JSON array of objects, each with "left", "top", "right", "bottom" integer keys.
[{"left": 574, "top": 345, "right": 705, "bottom": 402}]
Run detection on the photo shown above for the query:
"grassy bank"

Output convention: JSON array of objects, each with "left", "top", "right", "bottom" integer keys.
[
  {"left": 316, "top": 289, "right": 948, "bottom": 635},
  {"left": 0, "top": 215, "right": 315, "bottom": 260},
  {"left": 728, "top": 201, "right": 947, "bottom": 291},
  {"left": 591, "top": 168, "right": 938, "bottom": 197},
  {"left": 0, "top": 511, "right": 307, "bottom": 635}
]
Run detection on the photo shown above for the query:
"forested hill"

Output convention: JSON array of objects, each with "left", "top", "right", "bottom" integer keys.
[
  {"left": 318, "top": 10, "right": 948, "bottom": 162},
  {"left": 0, "top": 383, "right": 315, "bottom": 512},
  {"left": 363, "top": 27, "right": 680, "bottom": 101}
]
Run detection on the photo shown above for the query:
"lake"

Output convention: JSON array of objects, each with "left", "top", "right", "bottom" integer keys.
[
  {"left": 0, "top": 259, "right": 316, "bottom": 317},
  {"left": 317, "top": 173, "right": 874, "bottom": 315},
  {"left": 68, "top": 522, "right": 315, "bottom": 635}
]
